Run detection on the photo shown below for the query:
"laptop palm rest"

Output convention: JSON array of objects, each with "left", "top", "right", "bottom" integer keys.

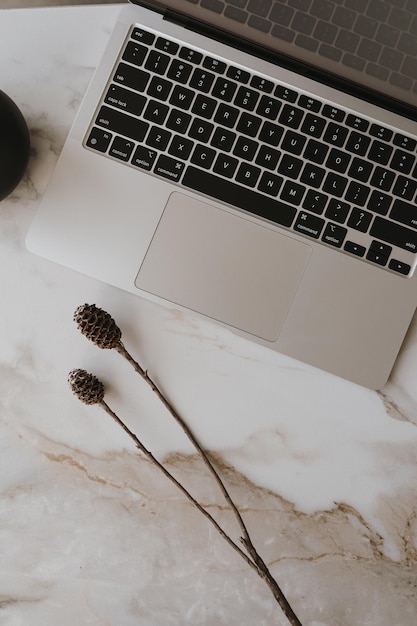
[{"left": 135, "top": 192, "right": 312, "bottom": 341}]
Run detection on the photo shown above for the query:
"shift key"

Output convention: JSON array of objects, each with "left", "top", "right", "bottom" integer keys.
[
  {"left": 370, "top": 216, "right": 417, "bottom": 253},
  {"left": 95, "top": 106, "right": 149, "bottom": 142}
]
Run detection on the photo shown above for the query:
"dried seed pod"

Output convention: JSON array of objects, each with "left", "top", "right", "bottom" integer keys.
[
  {"left": 74, "top": 303, "right": 121, "bottom": 349},
  {"left": 68, "top": 368, "right": 105, "bottom": 405}
]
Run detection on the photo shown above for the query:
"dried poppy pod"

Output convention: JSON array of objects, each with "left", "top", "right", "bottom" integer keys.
[
  {"left": 73, "top": 303, "right": 121, "bottom": 349},
  {"left": 68, "top": 368, "right": 105, "bottom": 405}
]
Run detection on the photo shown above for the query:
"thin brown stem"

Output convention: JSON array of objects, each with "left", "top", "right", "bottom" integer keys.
[
  {"left": 114, "top": 341, "right": 303, "bottom": 626},
  {"left": 100, "top": 399, "right": 260, "bottom": 575}
]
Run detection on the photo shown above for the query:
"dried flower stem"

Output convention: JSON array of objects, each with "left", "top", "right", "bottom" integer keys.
[
  {"left": 72, "top": 305, "right": 303, "bottom": 625},
  {"left": 99, "top": 396, "right": 302, "bottom": 626},
  {"left": 114, "top": 341, "right": 302, "bottom": 625}
]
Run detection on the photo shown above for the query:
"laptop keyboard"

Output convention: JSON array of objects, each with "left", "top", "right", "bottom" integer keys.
[{"left": 85, "top": 25, "right": 417, "bottom": 277}]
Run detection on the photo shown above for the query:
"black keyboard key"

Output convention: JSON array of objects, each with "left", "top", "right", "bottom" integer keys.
[
  {"left": 155, "top": 38, "right": 179, "bottom": 54},
  {"left": 259, "top": 121, "right": 284, "bottom": 146},
  {"left": 146, "top": 126, "right": 172, "bottom": 150},
  {"left": 202, "top": 56, "right": 226, "bottom": 73},
  {"left": 105, "top": 84, "right": 146, "bottom": 116},
  {"left": 168, "top": 135, "right": 194, "bottom": 159},
  {"left": 255, "top": 145, "right": 281, "bottom": 169},
  {"left": 366, "top": 247, "right": 389, "bottom": 266},
  {"left": 281, "top": 130, "right": 306, "bottom": 155},
  {"left": 280, "top": 180, "right": 306, "bottom": 204},
  {"left": 236, "top": 112, "right": 262, "bottom": 137},
  {"left": 233, "top": 136, "right": 259, "bottom": 160},
  {"left": 109, "top": 136, "right": 135, "bottom": 161},
  {"left": 86, "top": 127, "right": 112, "bottom": 152},
  {"left": 302, "top": 190, "right": 328, "bottom": 214},
  {"left": 154, "top": 154, "right": 185, "bottom": 181},
  {"left": 278, "top": 153, "right": 303, "bottom": 178},
  {"left": 143, "top": 100, "right": 169, "bottom": 124},
  {"left": 146, "top": 76, "right": 173, "bottom": 100},
  {"left": 322, "top": 223, "right": 347, "bottom": 247},
  {"left": 390, "top": 198, "right": 417, "bottom": 229},
  {"left": 250, "top": 75, "right": 274, "bottom": 92},
  {"left": 347, "top": 208, "right": 373, "bottom": 232},
  {"left": 214, "top": 103, "right": 240, "bottom": 128},
  {"left": 370, "top": 240, "right": 392, "bottom": 257},
  {"left": 257, "top": 171, "right": 283, "bottom": 196},
  {"left": 191, "top": 94, "right": 217, "bottom": 119},
  {"left": 346, "top": 115, "right": 369, "bottom": 131},
  {"left": 345, "top": 181, "right": 370, "bottom": 206},
  {"left": 325, "top": 199, "right": 350, "bottom": 223},
  {"left": 345, "top": 131, "right": 371, "bottom": 156},
  {"left": 369, "top": 124, "right": 393, "bottom": 141},
  {"left": 301, "top": 113, "right": 326, "bottom": 137},
  {"left": 297, "top": 35, "right": 320, "bottom": 51},
  {"left": 323, "top": 122, "right": 348, "bottom": 147},
  {"left": 213, "top": 153, "right": 239, "bottom": 178},
  {"left": 179, "top": 47, "right": 203, "bottom": 64},
  {"left": 278, "top": 104, "right": 304, "bottom": 128},
  {"left": 131, "top": 145, "right": 157, "bottom": 170},
  {"left": 274, "top": 85, "right": 298, "bottom": 102},
  {"left": 234, "top": 86, "right": 259, "bottom": 110},
  {"left": 169, "top": 85, "right": 195, "bottom": 109},
  {"left": 122, "top": 41, "right": 148, "bottom": 66},
  {"left": 95, "top": 106, "right": 149, "bottom": 142},
  {"left": 227, "top": 66, "right": 250, "bottom": 83},
  {"left": 325, "top": 148, "right": 351, "bottom": 172},
  {"left": 114, "top": 63, "right": 150, "bottom": 92},
  {"left": 182, "top": 166, "right": 297, "bottom": 226},
  {"left": 388, "top": 259, "right": 411, "bottom": 275},
  {"left": 212, "top": 77, "right": 238, "bottom": 102},
  {"left": 370, "top": 217, "right": 417, "bottom": 252},
  {"left": 370, "top": 166, "right": 395, "bottom": 191},
  {"left": 145, "top": 50, "right": 170, "bottom": 74},
  {"left": 303, "top": 139, "right": 329, "bottom": 163},
  {"left": 393, "top": 133, "right": 417, "bottom": 151},
  {"left": 322, "top": 105, "right": 345, "bottom": 121},
  {"left": 272, "top": 24, "right": 296, "bottom": 42},
  {"left": 323, "top": 172, "right": 348, "bottom": 197},
  {"left": 131, "top": 28, "right": 155, "bottom": 45},
  {"left": 344, "top": 241, "right": 366, "bottom": 257},
  {"left": 188, "top": 118, "right": 214, "bottom": 142},
  {"left": 167, "top": 59, "right": 193, "bottom": 83},
  {"left": 236, "top": 162, "right": 261, "bottom": 187},
  {"left": 393, "top": 176, "right": 417, "bottom": 201},
  {"left": 390, "top": 149, "right": 415, "bottom": 174},
  {"left": 256, "top": 95, "right": 281, "bottom": 120},
  {"left": 348, "top": 157, "right": 373, "bottom": 182},
  {"left": 190, "top": 144, "right": 216, "bottom": 168},
  {"left": 368, "top": 191, "right": 392, "bottom": 215},
  {"left": 189, "top": 68, "right": 215, "bottom": 92},
  {"left": 298, "top": 95, "right": 321, "bottom": 112},
  {"left": 368, "top": 140, "right": 393, "bottom": 165},
  {"left": 300, "top": 163, "right": 325, "bottom": 188},
  {"left": 294, "top": 211, "right": 325, "bottom": 239},
  {"left": 210, "top": 127, "right": 236, "bottom": 151}
]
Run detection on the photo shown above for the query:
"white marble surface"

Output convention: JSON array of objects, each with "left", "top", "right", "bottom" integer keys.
[{"left": 1, "top": 4, "right": 417, "bottom": 625}]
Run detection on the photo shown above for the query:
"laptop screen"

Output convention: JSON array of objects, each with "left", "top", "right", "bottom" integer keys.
[{"left": 138, "top": 0, "right": 417, "bottom": 118}]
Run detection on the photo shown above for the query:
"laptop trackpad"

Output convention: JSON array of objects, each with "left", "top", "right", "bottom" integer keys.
[{"left": 135, "top": 192, "right": 311, "bottom": 342}]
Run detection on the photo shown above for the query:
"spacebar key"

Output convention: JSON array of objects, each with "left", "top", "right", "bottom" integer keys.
[{"left": 182, "top": 166, "right": 296, "bottom": 227}]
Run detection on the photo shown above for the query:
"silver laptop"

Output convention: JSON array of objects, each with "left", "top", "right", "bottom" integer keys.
[{"left": 26, "top": 0, "right": 417, "bottom": 389}]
